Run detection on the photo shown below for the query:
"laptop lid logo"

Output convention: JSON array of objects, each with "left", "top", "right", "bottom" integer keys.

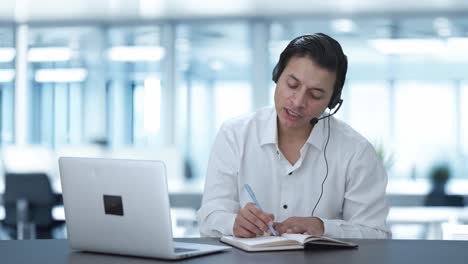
[{"left": 103, "top": 195, "right": 124, "bottom": 216}]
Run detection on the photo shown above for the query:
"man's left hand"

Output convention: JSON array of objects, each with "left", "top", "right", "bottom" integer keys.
[{"left": 273, "top": 217, "right": 324, "bottom": 236}]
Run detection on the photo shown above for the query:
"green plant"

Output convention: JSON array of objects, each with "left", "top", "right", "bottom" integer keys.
[{"left": 373, "top": 141, "right": 395, "bottom": 171}]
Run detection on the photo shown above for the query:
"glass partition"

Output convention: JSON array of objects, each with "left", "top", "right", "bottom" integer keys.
[
  {"left": 28, "top": 26, "right": 101, "bottom": 148},
  {"left": 175, "top": 22, "right": 253, "bottom": 179},
  {"left": 107, "top": 26, "right": 164, "bottom": 147},
  {"left": 0, "top": 26, "right": 15, "bottom": 144}
]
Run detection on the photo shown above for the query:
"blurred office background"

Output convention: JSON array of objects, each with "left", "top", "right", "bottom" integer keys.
[{"left": 1, "top": 0, "right": 468, "bottom": 240}]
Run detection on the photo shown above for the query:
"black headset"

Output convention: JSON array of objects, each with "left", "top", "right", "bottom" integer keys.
[
  {"left": 271, "top": 33, "right": 347, "bottom": 216},
  {"left": 271, "top": 34, "right": 346, "bottom": 112}
]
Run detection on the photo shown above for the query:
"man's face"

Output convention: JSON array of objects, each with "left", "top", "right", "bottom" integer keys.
[{"left": 274, "top": 56, "right": 336, "bottom": 131}]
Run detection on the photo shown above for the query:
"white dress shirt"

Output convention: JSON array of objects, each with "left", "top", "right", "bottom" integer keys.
[{"left": 197, "top": 107, "right": 390, "bottom": 239}]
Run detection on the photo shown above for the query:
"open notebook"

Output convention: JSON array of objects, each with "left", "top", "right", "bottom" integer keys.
[{"left": 221, "top": 234, "right": 358, "bottom": 252}]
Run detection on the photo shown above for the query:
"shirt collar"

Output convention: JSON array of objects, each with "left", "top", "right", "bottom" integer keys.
[
  {"left": 306, "top": 117, "right": 326, "bottom": 151},
  {"left": 259, "top": 108, "right": 327, "bottom": 151},
  {"left": 259, "top": 108, "right": 278, "bottom": 146}
]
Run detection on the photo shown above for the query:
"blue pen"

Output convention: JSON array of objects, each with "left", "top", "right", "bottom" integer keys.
[{"left": 244, "top": 184, "right": 277, "bottom": 236}]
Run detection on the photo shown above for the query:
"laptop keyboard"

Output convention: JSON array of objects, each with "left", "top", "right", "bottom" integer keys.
[{"left": 174, "top": 247, "right": 199, "bottom": 253}]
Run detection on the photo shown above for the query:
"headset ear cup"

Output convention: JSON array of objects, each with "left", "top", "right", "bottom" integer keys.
[
  {"left": 328, "top": 90, "right": 342, "bottom": 109},
  {"left": 272, "top": 63, "right": 279, "bottom": 83},
  {"left": 328, "top": 95, "right": 335, "bottom": 109},
  {"left": 328, "top": 92, "right": 338, "bottom": 109}
]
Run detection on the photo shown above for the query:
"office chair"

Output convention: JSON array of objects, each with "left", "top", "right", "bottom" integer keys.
[{"left": 2, "top": 172, "right": 63, "bottom": 239}]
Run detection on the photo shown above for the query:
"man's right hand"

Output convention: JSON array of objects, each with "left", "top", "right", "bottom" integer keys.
[{"left": 233, "top": 202, "right": 275, "bottom": 238}]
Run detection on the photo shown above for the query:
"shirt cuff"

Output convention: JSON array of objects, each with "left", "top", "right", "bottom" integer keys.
[
  {"left": 319, "top": 218, "right": 342, "bottom": 238},
  {"left": 220, "top": 212, "right": 237, "bottom": 236},
  {"left": 202, "top": 211, "right": 237, "bottom": 237}
]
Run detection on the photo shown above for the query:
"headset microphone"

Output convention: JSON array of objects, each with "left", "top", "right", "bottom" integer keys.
[{"left": 309, "top": 99, "right": 344, "bottom": 126}]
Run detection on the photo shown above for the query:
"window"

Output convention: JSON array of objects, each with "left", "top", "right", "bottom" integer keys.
[
  {"left": 214, "top": 81, "right": 252, "bottom": 130},
  {"left": 348, "top": 81, "right": 391, "bottom": 144},
  {"left": 107, "top": 26, "right": 164, "bottom": 147},
  {"left": 0, "top": 27, "right": 15, "bottom": 144},
  {"left": 176, "top": 22, "right": 252, "bottom": 179},
  {"left": 394, "top": 81, "right": 456, "bottom": 178},
  {"left": 28, "top": 26, "right": 98, "bottom": 147},
  {"left": 461, "top": 82, "right": 468, "bottom": 156},
  {"left": 132, "top": 77, "right": 162, "bottom": 146}
]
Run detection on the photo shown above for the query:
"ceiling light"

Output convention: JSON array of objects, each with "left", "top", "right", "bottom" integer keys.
[
  {"left": 0, "top": 69, "right": 15, "bottom": 83},
  {"left": 369, "top": 38, "right": 445, "bottom": 55},
  {"left": 0, "top": 48, "right": 16, "bottom": 62},
  {"left": 108, "top": 46, "right": 165, "bottom": 62},
  {"left": 331, "top": 19, "right": 356, "bottom": 33},
  {"left": 35, "top": 68, "right": 87, "bottom": 83},
  {"left": 28, "top": 47, "right": 71, "bottom": 62},
  {"left": 209, "top": 60, "right": 224, "bottom": 71}
]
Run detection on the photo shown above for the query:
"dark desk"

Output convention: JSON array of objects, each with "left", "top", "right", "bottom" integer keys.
[{"left": 2, "top": 238, "right": 467, "bottom": 264}]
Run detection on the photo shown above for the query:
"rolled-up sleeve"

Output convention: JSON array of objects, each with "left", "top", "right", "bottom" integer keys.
[
  {"left": 197, "top": 124, "right": 240, "bottom": 237},
  {"left": 320, "top": 142, "right": 391, "bottom": 239}
]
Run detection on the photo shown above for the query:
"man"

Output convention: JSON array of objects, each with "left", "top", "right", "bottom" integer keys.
[{"left": 197, "top": 33, "right": 390, "bottom": 239}]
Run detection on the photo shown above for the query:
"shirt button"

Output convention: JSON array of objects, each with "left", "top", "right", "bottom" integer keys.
[{"left": 283, "top": 204, "right": 288, "bottom": 209}]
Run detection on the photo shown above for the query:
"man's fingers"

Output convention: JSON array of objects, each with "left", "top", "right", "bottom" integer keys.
[
  {"left": 234, "top": 212, "right": 262, "bottom": 237},
  {"left": 245, "top": 202, "right": 256, "bottom": 210},
  {"left": 238, "top": 212, "right": 265, "bottom": 235},
  {"left": 275, "top": 221, "right": 297, "bottom": 235},
  {"left": 277, "top": 223, "right": 305, "bottom": 235},
  {"left": 292, "top": 226, "right": 303, "bottom": 233},
  {"left": 268, "top": 213, "right": 275, "bottom": 221},
  {"left": 242, "top": 208, "right": 270, "bottom": 233},
  {"left": 234, "top": 214, "right": 261, "bottom": 237},
  {"left": 234, "top": 224, "right": 256, "bottom": 238},
  {"left": 246, "top": 205, "right": 274, "bottom": 225},
  {"left": 276, "top": 224, "right": 287, "bottom": 235}
]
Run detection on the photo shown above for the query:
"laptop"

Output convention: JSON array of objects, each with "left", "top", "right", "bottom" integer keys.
[{"left": 58, "top": 157, "right": 230, "bottom": 260}]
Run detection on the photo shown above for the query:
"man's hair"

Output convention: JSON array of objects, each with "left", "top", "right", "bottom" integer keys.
[{"left": 272, "top": 33, "right": 348, "bottom": 109}]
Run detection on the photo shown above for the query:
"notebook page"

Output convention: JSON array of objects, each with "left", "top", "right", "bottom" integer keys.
[
  {"left": 227, "top": 235, "right": 292, "bottom": 246},
  {"left": 281, "top": 234, "right": 311, "bottom": 244}
]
